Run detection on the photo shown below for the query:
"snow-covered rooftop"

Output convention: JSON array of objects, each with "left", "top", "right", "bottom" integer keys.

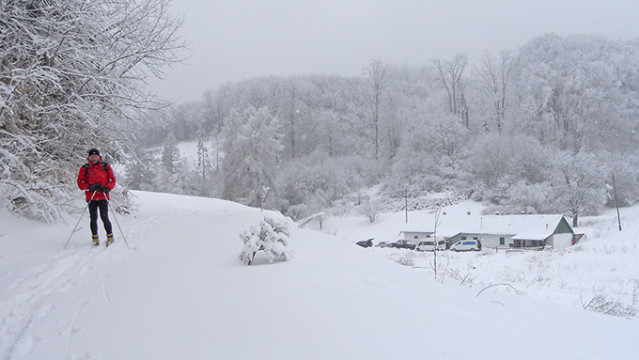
[{"left": 410, "top": 212, "right": 568, "bottom": 239}]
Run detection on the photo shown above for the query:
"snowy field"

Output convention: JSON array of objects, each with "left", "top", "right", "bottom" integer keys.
[
  {"left": 321, "top": 200, "right": 639, "bottom": 317},
  {"left": 1, "top": 191, "right": 638, "bottom": 359}
]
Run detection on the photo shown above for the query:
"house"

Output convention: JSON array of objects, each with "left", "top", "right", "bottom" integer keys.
[
  {"left": 447, "top": 214, "right": 575, "bottom": 250},
  {"left": 400, "top": 231, "right": 434, "bottom": 244}
]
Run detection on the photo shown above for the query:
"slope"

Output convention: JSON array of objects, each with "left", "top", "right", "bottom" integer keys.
[{"left": 0, "top": 191, "right": 637, "bottom": 359}]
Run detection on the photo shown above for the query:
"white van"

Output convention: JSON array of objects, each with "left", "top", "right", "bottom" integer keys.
[
  {"left": 416, "top": 239, "right": 446, "bottom": 251},
  {"left": 450, "top": 240, "right": 482, "bottom": 252}
]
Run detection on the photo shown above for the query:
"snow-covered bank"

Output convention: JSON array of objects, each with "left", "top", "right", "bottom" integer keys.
[
  {"left": 319, "top": 200, "right": 639, "bottom": 317},
  {"left": 1, "top": 191, "right": 638, "bottom": 359}
]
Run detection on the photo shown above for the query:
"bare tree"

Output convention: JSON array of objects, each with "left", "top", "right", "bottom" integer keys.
[
  {"left": 432, "top": 53, "right": 468, "bottom": 125},
  {"left": 365, "top": 59, "right": 389, "bottom": 160},
  {"left": 477, "top": 51, "right": 512, "bottom": 134},
  {"left": 289, "top": 86, "right": 297, "bottom": 158}
]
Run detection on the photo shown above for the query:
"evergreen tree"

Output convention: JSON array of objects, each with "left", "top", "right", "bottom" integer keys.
[{"left": 221, "top": 107, "right": 282, "bottom": 209}]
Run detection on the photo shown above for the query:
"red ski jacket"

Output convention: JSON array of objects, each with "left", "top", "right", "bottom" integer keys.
[{"left": 77, "top": 156, "right": 116, "bottom": 201}]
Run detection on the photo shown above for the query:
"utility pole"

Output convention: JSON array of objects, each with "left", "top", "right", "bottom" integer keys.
[
  {"left": 612, "top": 172, "right": 622, "bottom": 231},
  {"left": 433, "top": 207, "right": 442, "bottom": 279},
  {"left": 405, "top": 189, "right": 408, "bottom": 223}
]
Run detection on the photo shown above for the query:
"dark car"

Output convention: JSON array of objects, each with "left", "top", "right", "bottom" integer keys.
[
  {"left": 390, "top": 240, "right": 416, "bottom": 250},
  {"left": 356, "top": 238, "right": 374, "bottom": 248}
]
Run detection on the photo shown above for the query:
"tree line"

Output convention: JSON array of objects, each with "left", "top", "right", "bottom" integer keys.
[
  {"left": 1, "top": 1, "right": 637, "bottom": 227},
  {"left": 131, "top": 33, "right": 639, "bottom": 226}
]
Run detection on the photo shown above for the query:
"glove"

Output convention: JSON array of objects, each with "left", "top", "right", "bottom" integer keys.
[
  {"left": 88, "top": 184, "right": 100, "bottom": 191},
  {"left": 99, "top": 186, "right": 110, "bottom": 193}
]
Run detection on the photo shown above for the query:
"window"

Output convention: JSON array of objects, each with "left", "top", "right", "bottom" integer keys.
[
  {"left": 473, "top": 237, "right": 478, "bottom": 240},
  {"left": 500, "top": 237, "right": 505, "bottom": 245},
  {"left": 414, "top": 235, "right": 418, "bottom": 239},
  {"left": 461, "top": 236, "right": 467, "bottom": 240}
]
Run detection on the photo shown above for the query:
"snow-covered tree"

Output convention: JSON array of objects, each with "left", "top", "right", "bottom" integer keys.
[
  {"left": 365, "top": 59, "right": 390, "bottom": 160},
  {"left": 125, "top": 147, "right": 155, "bottom": 191},
  {"left": 360, "top": 199, "right": 381, "bottom": 223},
  {"left": 432, "top": 53, "right": 469, "bottom": 125},
  {"left": 239, "top": 216, "right": 293, "bottom": 265},
  {"left": 552, "top": 151, "right": 606, "bottom": 227},
  {"left": 476, "top": 51, "right": 512, "bottom": 134},
  {"left": 0, "top": 0, "right": 183, "bottom": 220},
  {"left": 221, "top": 106, "right": 282, "bottom": 209},
  {"left": 197, "top": 136, "right": 211, "bottom": 184},
  {"left": 162, "top": 132, "right": 180, "bottom": 175}
]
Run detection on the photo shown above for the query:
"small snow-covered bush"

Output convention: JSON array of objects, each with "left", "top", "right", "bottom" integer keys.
[
  {"left": 583, "top": 296, "right": 637, "bottom": 318},
  {"left": 239, "top": 216, "right": 294, "bottom": 265},
  {"left": 285, "top": 203, "right": 309, "bottom": 221},
  {"left": 390, "top": 253, "right": 415, "bottom": 267},
  {"left": 359, "top": 199, "right": 381, "bottom": 223}
]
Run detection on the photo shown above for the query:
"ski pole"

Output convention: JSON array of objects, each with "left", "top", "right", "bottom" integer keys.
[
  {"left": 107, "top": 200, "right": 131, "bottom": 249},
  {"left": 64, "top": 190, "right": 97, "bottom": 250}
]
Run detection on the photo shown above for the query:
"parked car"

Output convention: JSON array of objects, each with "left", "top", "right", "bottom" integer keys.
[
  {"left": 376, "top": 241, "right": 390, "bottom": 248},
  {"left": 416, "top": 239, "right": 446, "bottom": 251},
  {"left": 450, "top": 239, "right": 482, "bottom": 252},
  {"left": 390, "top": 240, "right": 416, "bottom": 250},
  {"left": 356, "top": 238, "right": 374, "bottom": 248}
]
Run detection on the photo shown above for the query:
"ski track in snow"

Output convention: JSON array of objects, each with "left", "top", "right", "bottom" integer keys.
[
  {"left": 0, "top": 246, "right": 106, "bottom": 359},
  {"left": 103, "top": 274, "right": 113, "bottom": 305},
  {"left": 64, "top": 306, "right": 84, "bottom": 359},
  {"left": 3, "top": 205, "right": 171, "bottom": 358}
]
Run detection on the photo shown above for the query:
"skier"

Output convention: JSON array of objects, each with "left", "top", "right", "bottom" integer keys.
[{"left": 77, "top": 148, "right": 117, "bottom": 246}]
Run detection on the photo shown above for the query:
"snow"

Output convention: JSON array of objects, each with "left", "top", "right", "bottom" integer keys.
[{"left": 1, "top": 191, "right": 638, "bottom": 359}]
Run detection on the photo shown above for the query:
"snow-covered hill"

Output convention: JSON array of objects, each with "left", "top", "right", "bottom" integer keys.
[{"left": 1, "top": 191, "right": 638, "bottom": 359}]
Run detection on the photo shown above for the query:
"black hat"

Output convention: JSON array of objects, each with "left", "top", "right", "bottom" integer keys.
[{"left": 88, "top": 148, "right": 100, "bottom": 156}]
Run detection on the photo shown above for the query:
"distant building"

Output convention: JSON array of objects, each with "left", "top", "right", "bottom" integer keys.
[
  {"left": 405, "top": 214, "right": 579, "bottom": 250},
  {"left": 400, "top": 231, "right": 435, "bottom": 244}
]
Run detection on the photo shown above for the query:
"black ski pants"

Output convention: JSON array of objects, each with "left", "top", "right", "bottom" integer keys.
[{"left": 88, "top": 200, "right": 112, "bottom": 235}]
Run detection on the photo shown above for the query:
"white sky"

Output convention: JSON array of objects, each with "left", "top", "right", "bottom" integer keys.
[{"left": 148, "top": 0, "right": 639, "bottom": 102}]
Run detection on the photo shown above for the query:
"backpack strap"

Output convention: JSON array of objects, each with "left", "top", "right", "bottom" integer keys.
[{"left": 83, "top": 162, "right": 109, "bottom": 178}]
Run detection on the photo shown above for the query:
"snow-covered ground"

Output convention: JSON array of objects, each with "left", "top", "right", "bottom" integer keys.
[
  {"left": 321, "top": 200, "right": 639, "bottom": 317},
  {"left": 1, "top": 191, "right": 638, "bottom": 359}
]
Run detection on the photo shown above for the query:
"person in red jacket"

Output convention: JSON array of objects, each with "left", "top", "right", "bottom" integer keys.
[{"left": 77, "top": 148, "right": 117, "bottom": 246}]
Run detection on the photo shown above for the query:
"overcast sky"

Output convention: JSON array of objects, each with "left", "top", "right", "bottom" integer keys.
[{"left": 148, "top": 0, "right": 639, "bottom": 102}]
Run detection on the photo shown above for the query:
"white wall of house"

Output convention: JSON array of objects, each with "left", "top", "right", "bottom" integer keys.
[
  {"left": 449, "top": 233, "right": 514, "bottom": 249},
  {"left": 402, "top": 231, "right": 434, "bottom": 244},
  {"left": 548, "top": 233, "right": 573, "bottom": 250},
  {"left": 482, "top": 234, "right": 514, "bottom": 248}
]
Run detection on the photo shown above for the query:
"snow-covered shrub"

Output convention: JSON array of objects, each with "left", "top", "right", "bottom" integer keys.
[
  {"left": 285, "top": 204, "right": 310, "bottom": 221},
  {"left": 390, "top": 253, "right": 415, "bottom": 267},
  {"left": 583, "top": 296, "right": 637, "bottom": 318},
  {"left": 359, "top": 199, "right": 381, "bottom": 223},
  {"left": 239, "top": 216, "right": 293, "bottom": 265}
]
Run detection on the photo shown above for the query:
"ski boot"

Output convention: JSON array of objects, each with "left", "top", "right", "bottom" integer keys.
[
  {"left": 106, "top": 233, "right": 114, "bottom": 247},
  {"left": 92, "top": 234, "right": 99, "bottom": 246}
]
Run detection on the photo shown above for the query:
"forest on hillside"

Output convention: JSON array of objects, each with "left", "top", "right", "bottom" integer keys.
[
  {"left": 129, "top": 34, "right": 639, "bottom": 226},
  {"left": 1, "top": 1, "right": 637, "bottom": 226}
]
